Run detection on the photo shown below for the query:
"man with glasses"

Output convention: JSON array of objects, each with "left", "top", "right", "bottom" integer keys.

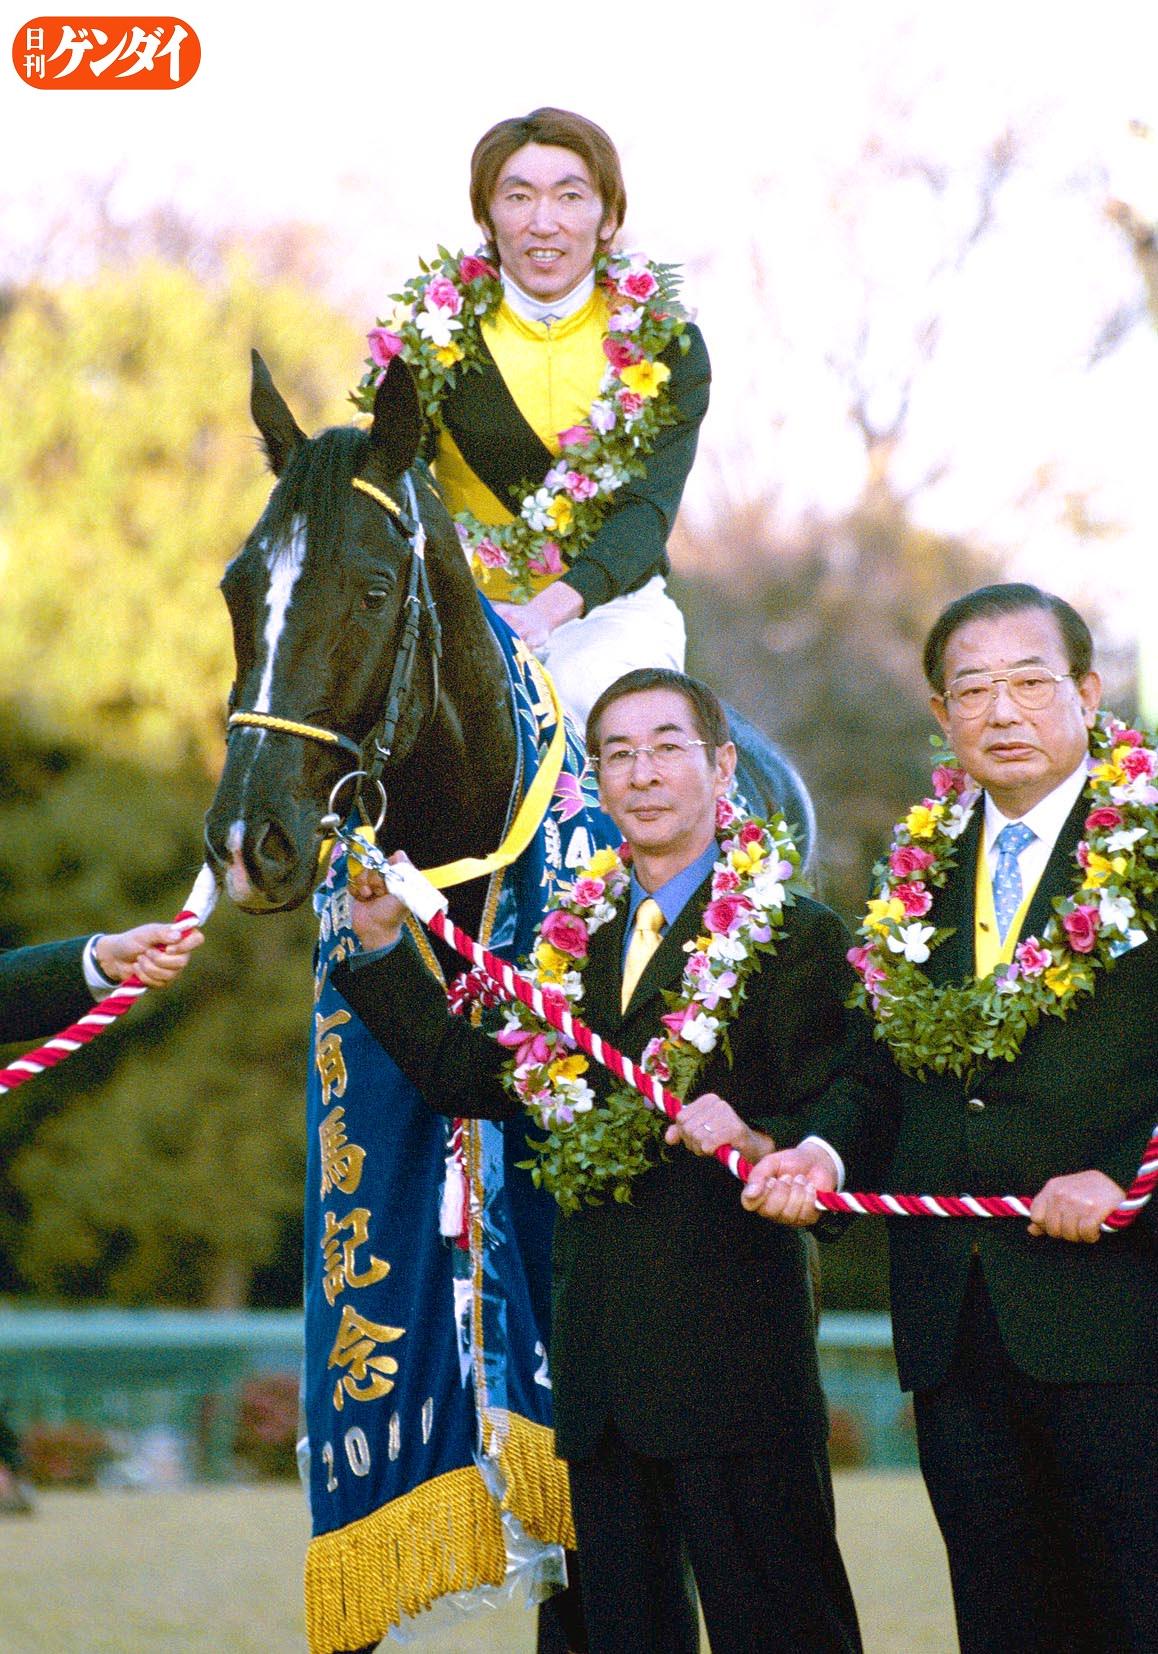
[
  {"left": 335, "top": 666, "right": 863, "bottom": 1654},
  {"left": 745, "top": 584, "right": 1158, "bottom": 1653}
]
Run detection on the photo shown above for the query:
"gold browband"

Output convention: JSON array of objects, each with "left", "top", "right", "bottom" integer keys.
[{"left": 352, "top": 478, "right": 403, "bottom": 516}]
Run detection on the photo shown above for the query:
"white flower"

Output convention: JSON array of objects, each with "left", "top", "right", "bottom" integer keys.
[
  {"left": 1106, "top": 826, "right": 1147, "bottom": 853},
  {"left": 415, "top": 308, "right": 463, "bottom": 348},
  {"left": 680, "top": 1011, "right": 721, "bottom": 1054},
  {"left": 886, "top": 922, "right": 936, "bottom": 964},
  {"left": 705, "top": 932, "right": 748, "bottom": 964},
  {"left": 1110, "top": 777, "right": 1158, "bottom": 806},
  {"left": 1097, "top": 891, "right": 1136, "bottom": 934},
  {"left": 522, "top": 487, "right": 555, "bottom": 532},
  {"left": 748, "top": 871, "right": 785, "bottom": 909},
  {"left": 941, "top": 803, "right": 975, "bottom": 841},
  {"left": 593, "top": 463, "right": 625, "bottom": 495}
]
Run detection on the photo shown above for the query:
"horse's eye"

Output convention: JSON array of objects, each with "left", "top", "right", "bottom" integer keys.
[{"left": 361, "top": 590, "right": 391, "bottom": 614}]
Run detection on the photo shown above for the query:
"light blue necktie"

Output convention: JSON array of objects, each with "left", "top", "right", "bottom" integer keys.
[{"left": 992, "top": 821, "right": 1036, "bottom": 940}]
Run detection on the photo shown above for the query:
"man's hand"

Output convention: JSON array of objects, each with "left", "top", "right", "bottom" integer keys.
[
  {"left": 493, "top": 582, "right": 584, "bottom": 652},
  {"left": 740, "top": 1143, "right": 839, "bottom": 1226},
  {"left": 96, "top": 923, "right": 203, "bottom": 988},
  {"left": 1028, "top": 1169, "right": 1126, "bottom": 1242},
  {"left": 664, "top": 1091, "right": 773, "bottom": 1164},
  {"left": 349, "top": 851, "right": 413, "bottom": 952}
]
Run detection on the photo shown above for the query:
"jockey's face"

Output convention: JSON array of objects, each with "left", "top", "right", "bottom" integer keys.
[
  {"left": 594, "top": 689, "right": 737, "bottom": 882},
  {"left": 485, "top": 143, "right": 616, "bottom": 304}
]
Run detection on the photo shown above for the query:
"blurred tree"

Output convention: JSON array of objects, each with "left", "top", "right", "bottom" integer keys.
[{"left": 0, "top": 250, "right": 361, "bottom": 768}]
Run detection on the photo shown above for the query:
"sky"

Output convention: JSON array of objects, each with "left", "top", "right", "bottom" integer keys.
[{"left": 3, "top": 0, "right": 1158, "bottom": 662}]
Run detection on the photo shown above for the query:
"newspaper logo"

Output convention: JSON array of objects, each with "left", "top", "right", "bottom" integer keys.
[{"left": 13, "top": 16, "right": 201, "bottom": 88}]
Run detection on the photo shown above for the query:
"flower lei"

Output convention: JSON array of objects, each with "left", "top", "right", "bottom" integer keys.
[
  {"left": 351, "top": 246, "right": 692, "bottom": 601},
  {"left": 485, "top": 795, "right": 807, "bottom": 1214},
  {"left": 848, "top": 711, "right": 1158, "bottom": 1082}
]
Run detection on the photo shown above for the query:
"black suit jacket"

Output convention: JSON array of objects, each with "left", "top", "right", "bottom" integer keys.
[
  {"left": 335, "top": 881, "right": 867, "bottom": 1462},
  {"left": 809, "top": 792, "right": 1158, "bottom": 1393},
  {"left": 0, "top": 939, "right": 93, "bottom": 1046}
]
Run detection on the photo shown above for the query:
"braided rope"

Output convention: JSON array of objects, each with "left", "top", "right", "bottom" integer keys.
[
  {"left": 0, "top": 867, "right": 218, "bottom": 1098},
  {"left": 418, "top": 906, "right": 1158, "bottom": 1233}
]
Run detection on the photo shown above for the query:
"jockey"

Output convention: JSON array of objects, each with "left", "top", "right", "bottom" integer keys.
[{"left": 362, "top": 108, "right": 711, "bottom": 730}]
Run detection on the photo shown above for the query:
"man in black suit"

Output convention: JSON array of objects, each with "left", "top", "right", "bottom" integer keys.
[
  {"left": 334, "top": 667, "right": 863, "bottom": 1654},
  {"left": 746, "top": 584, "right": 1158, "bottom": 1653},
  {"left": 1, "top": 922, "right": 203, "bottom": 1047}
]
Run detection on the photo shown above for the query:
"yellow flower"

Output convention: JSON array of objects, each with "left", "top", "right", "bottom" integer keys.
[
  {"left": 535, "top": 942, "right": 572, "bottom": 982},
  {"left": 1044, "top": 963, "right": 1074, "bottom": 998},
  {"left": 585, "top": 848, "right": 622, "bottom": 879},
  {"left": 865, "top": 897, "right": 905, "bottom": 936},
  {"left": 1091, "top": 759, "right": 1125, "bottom": 788},
  {"left": 1081, "top": 851, "right": 1129, "bottom": 891},
  {"left": 620, "top": 359, "right": 672, "bottom": 399},
  {"left": 548, "top": 1053, "right": 588, "bottom": 1083},
  {"left": 435, "top": 342, "right": 464, "bottom": 368},
  {"left": 905, "top": 803, "right": 944, "bottom": 840},
  {"left": 1081, "top": 851, "right": 1114, "bottom": 889},
  {"left": 547, "top": 495, "right": 574, "bottom": 535},
  {"left": 729, "top": 842, "right": 767, "bottom": 875}
]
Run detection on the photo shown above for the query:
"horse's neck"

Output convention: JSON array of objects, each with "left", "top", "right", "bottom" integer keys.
[{"left": 384, "top": 580, "right": 517, "bottom": 938}]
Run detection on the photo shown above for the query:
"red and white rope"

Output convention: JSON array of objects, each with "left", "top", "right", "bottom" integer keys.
[
  {"left": 414, "top": 902, "right": 1157, "bottom": 1233},
  {"left": 0, "top": 866, "right": 218, "bottom": 1098}
]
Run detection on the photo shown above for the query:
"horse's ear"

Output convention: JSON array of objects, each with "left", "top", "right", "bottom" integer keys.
[
  {"left": 250, "top": 350, "right": 306, "bottom": 476},
  {"left": 367, "top": 355, "right": 424, "bottom": 478}
]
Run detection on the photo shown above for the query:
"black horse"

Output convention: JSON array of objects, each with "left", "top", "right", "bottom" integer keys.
[{"left": 204, "top": 352, "right": 813, "bottom": 924}]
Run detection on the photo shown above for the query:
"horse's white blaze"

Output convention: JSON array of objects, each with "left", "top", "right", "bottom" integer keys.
[{"left": 254, "top": 516, "right": 307, "bottom": 715}]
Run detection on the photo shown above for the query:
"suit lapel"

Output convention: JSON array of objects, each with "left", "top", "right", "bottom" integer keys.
[
  {"left": 1020, "top": 789, "right": 1087, "bottom": 940},
  {"left": 928, "top": 805, "right": 982, "bottom": 986},
  {"left": 439, "top": 335, "right": 555, "bottom": 507},
  {"left": 586, "top": 872, "right": 715, "bottom": 1030}
]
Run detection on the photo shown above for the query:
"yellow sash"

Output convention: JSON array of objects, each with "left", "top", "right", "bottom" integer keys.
[{"left": 973, "top": 821, "right": 1038, "bottom": 979}]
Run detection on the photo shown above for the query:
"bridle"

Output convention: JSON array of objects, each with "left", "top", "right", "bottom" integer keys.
[{"left": 226, "top": 471, "right": 444, "bottom": 811}]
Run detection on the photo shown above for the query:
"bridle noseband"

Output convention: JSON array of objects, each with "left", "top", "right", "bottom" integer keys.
[{"left": 227, "top": 471, "right": 444, "bottom": 805}]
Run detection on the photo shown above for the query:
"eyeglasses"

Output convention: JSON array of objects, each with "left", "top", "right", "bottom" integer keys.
[
  {"left": 942, "top": 668, "right": 1076, "bottom": 719},
  {"left": 593, "top": 738, "right": 709, "bottom": 774}
]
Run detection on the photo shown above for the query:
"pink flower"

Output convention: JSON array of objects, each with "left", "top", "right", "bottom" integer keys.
[
  {"left": 1062, "top": 905, "right": 1100, "bottom": 953},
  {"left": 475, "top": 538, "right": 509, "bottom": 570},
  {"left": 699, "top": 969, "right": 738, "bottom": 1010},
  {"left": 889, "top": 845, "right": 935, "bottom": 878},
  {"left": 527, "top": 540, "right": 564, "bottom": 576},
  {"left": 558, "top": 424, "right": 593, "bottom": 449},
  {"left": 540, "top": 909, "right": 591, "bottom": 959},
  {"left": 495, "top": 1027, "right": 552, "bottom": 1069},
  {"left": 620, "top": 268, "right": 659, "bottom": 302},
  {"left": 458, "top": 255, "right": 497, "bottom": 283},
  {"left": 641, "top": 1036, "right": 671, "bottom": 1082},
  {"left": 660, "top": 1005, "right": 693, "bottom": 1038},
  {"left": 571, "top": 877, "right": 606, "bottom": 907},
  {"left": 564, "top": 470, "right": 598, "bottom": 501},
  {"left": 590, "top": 401, "right": 617, "bottom": 435},
  {"left": 715, "top": 796, "right": 739, "bottom": 830},
  {"left": 847, "top": 945, "right": 886, "bottom": 992},
  {"left": 895, "top": 881, "right": 932, "bottom": 917},
  {"left": 608, "top": 306, "right": 643, "bottom": 333},
  {"left": 368, "top": 327, "right": 404, "bottom": 367},
  {"left": 1114, "top": 727, "right": 1145, "bottom": 748},
  {"left": 686, "top": 951, "right": 711, "bottom": 979},
  {"left": 739, "top": 821, "right": 765, "bottom": 846},
  {"left": 702, "top": 894, "right": 752, "bottom": 935},
  {"left": 931, "top": 765, "right": 967, "bottom": 798},
  {"left": 1085, "top": 806, "right": 1123, "bottom": 831},
  {"left": 424, "top": 275, "right": 463, "bottom": 315},
  {"left": 712, "top": 867, "right": 741, "bottom": 894},
  {"left": 1075, "top": 841, "right": 1091, "bottom": 870},
  {"left": 603, "top": 336, "right": 642, "bottom": 372},
  {"left": 617, "top": 390, "right": 644, "bottom": 417},
  {"left": 1122, "top": 748, "right": 1155, "bottom": 780},
  {"left": 1015, "top": 938, "right": 1051, "bottom": 976}
]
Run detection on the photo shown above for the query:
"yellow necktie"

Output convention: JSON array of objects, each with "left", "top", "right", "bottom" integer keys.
[{"left": 621, "top": 898, "right": 664, "bottom": 1012}]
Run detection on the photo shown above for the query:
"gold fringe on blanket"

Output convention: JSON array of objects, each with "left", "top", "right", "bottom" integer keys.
[
  {"left": 485, "top": 1408, "right": 577, "bottom": 1551},
  {"left": 304, "top": 1464, "right": 506, "bottom": 1654}
]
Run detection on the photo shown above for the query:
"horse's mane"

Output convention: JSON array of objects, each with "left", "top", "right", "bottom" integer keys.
[{"left": 258, "top": 424, "right": 372, "bottom": 567}]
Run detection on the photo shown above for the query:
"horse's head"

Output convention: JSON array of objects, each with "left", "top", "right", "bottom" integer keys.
[{"left": 204, "top": 351, "right": 448, "bottom": 912}]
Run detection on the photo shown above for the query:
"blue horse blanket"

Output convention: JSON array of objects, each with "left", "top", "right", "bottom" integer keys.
[{"left": 301, "top": 614, "right": 612, "bottom": 1653}]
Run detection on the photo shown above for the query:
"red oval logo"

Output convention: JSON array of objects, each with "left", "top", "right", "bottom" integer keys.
[{"left": 13, "top": 16, "right": 200, "bottom": 88}]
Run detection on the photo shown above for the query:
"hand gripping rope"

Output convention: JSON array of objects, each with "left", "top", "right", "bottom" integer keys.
[
  {"left": 0, "top": 866, "right": 219, "bottom": 1098},
  {"left": 366, "top": 851, "right": 1158, "bottom": 1235}
]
